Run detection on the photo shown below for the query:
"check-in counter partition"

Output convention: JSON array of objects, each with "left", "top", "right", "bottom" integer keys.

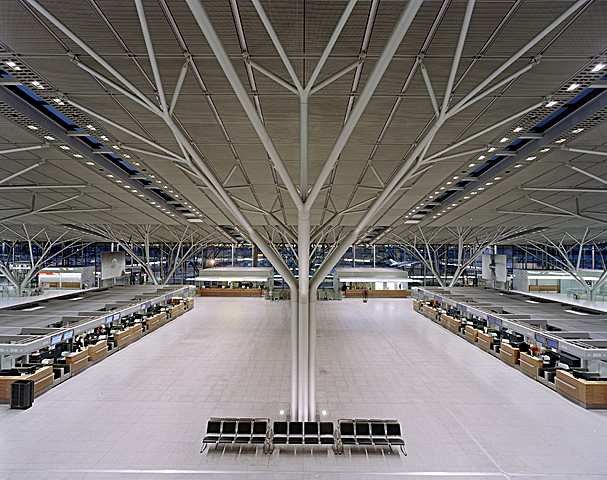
[
  {"left": 465, "top": 325, "right": 479, "bottom": 343},
  {"left": 499, "top": 342, "right": 520, "bottom": 366},
  {"left": 87, "top": 340, "right": 108, "bottom": 363},
  {"left": 519, "top": 352, "right": 543, "bottom": 380},
  {"left": 442, "top": 315, "right": 461, "bottom": 333},
  {"left": 555, "top": 370, "right": 607, "bottom": 408},
  {"left": 477, "top": 332, "right": 493, "bottom": 351},
  {"left": 65, "top": 349, "right": 89, "bottom": 375},
  {"left": 0, "top": 366, "right": 54, "bottom": 403}
]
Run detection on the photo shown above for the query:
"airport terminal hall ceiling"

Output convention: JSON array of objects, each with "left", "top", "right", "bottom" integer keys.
[{"left": 1, "top": 0, "right": 607, "bottom": 245}]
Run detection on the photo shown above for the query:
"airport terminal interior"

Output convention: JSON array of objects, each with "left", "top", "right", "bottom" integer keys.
[{"left": 2, "top": 0, "right": 607, "bottom": 478}]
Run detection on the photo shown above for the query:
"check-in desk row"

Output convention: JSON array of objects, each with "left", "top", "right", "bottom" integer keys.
[
  {"left": 413, "top": 299, "right": 607, "bottom": 409},
  {"left": 0, "top": 298, "right": 193, "bottom": 405}
]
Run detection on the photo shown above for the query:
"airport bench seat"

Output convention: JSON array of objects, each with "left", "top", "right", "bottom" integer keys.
[
  {"left": 337, "top": 419, "right": 406, "bottom": 455},
  {"left": 201, "top": 417, "right": 270, "bottom": 452},
  {"left": 270, "top": 421, "right": 335, "bottom": 451}
]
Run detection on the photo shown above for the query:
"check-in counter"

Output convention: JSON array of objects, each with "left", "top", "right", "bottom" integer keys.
[
  {"left": 477, "top": 332, "right": 493, "bottom": 351},
  {"left": 147, "top": 312, "right": 167, "bottom": 332},
  {"left": 555, "top": 370, "right": 607, "bottom": 408},
  {"left": 442, "top": 315, "right": 461, "bottom": 334},
  {"left": 65, "top": 349, "right": 89, "bottom": 375},
  {"left": 421, "top": 305, "right": 438, "bottom": 321},
  {"left": 0, "top": 366, "right": 54, "bottom": 403},
  {"left": 87, "top": 340, "right": 108, "bottom": 363},
  {"left": 519, "top": 352, "right": 543, "bottom": 379},
  {"left": 114, "top": 324, "right": 143, "bottom": 348},
  {"left": 465, "top": 325, "right": 479, "bottom": 343},
  {"left": 499, "top": 342, "right": 520, "bottom": 366}
]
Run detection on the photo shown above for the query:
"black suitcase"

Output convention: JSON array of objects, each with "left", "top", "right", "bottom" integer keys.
[{"left": 11, "top": 380, "right": 34, "bottom": 410}]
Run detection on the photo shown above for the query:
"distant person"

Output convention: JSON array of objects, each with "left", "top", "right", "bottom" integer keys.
[{"left": 363, "top": 288, "right": 369, "bottom": 303}]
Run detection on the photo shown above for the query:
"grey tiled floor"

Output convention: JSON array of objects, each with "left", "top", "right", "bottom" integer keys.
[{"left": 1, "top": 297, "right": 607, "bottom": 479}]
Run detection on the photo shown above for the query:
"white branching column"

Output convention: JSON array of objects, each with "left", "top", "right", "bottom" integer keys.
[
  {"left": 518, "top": 229, "right": 607, "bottom": 300},
  {"left": 0, "top": 224, "right": 87, "bottom": 296},
  {"left": 394, "top": 226, "right": 524, "bottom": 287},
  {"left": 27, "top": 0, "right": 589, "bottom": 420}
]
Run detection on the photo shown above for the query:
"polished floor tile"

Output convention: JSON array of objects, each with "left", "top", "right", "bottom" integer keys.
[{"left": 1, "top": 297, "right": 606, "bottom": 479}]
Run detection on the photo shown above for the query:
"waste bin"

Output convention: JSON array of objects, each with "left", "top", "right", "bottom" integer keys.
[{"left": 10, "top": 380, "right": 34, "bottom": 410}]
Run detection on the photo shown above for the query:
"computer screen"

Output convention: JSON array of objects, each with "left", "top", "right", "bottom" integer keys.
[
  {"left": 547, "top": 338, "right": 558, "bottom": 350},
  {"left": 112, "top": 313, "right": 121, "bottom": 321},
  {"left": 62, "top": 330, "right": 74, "bottom": 341},
  {"left": 50, "top": 334, "right": 63, "bottom": 346},
  {"left": 105, "top": 316, "right": 113, "bottom": 325}
]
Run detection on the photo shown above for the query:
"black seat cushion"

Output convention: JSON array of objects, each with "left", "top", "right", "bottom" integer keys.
[
  {"left": 222, "top": 422, "right": 236, "bottom": 435},
  {"left": 371, "top": 423, "right": 386, "bottom": 436},
  {"left": 250, "top": 436, "right": 266, "bottom": 444},
  {"left": 340, "top": 422, "right": 355, "bottom": 436},
  {"left": 253, "top": 421, "right": 267, "bottom": 435},
  {"left": 206, "top": 421, "right": 221, "bottom": 435},
  {"left": 273, "top": 437, "right": 287, "bottom": 444},
  {"left": 319, "top": 422, "right": 334, "bottom": 436},
  {"left": 289, "top": 422, "right": 303, "bottom": 435},
  {"left": 355, "top": 422, "right": 370, "bottom": 436},
  {"left": 202, "top": 435, "right": 219, "bottom": 443},
  {"left": 304, "top": 437, "right": 320, "bottom": 444},
  {"left": 386, "top": 423, "right": 402, "bottom": 437},
  {"left": 237, "top": 421, "right": 252, "bottom": 435},
  {"left": 273, "top": 421, "right": 287, "bottom": 435},
  {"left": 320, "top": 437, "right": 335, "bottom": 445},
  {"left": 388, "top": 437, "right": 405, "bottom": 445},
  {"left": 288, "top": 437, "right": 303, "bottom": 444},
  {"left": 341, "top": 437, "right": 357, "bottom": 445},
  {"left": 372, "top": 437, "right": 389, "bottom": 445},
  {"left": 304, "top": 422, "right": 318, "bottom": 435}
]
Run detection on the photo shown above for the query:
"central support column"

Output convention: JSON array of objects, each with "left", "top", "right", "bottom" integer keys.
[{"left": 297, "top": 209, "right": 311, "bottom": 420}]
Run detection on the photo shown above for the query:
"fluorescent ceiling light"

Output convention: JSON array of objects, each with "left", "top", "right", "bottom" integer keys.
[
  {"left": 545, "top": 100, "right": 558, "bottom": 107},
  {"left": 27, "top": 125, "right": 38, "bottom": 130},
  {"left": 478, "top": 155, "right": 486, "bottom": 160},
  {"left": 555, "top": 138, "right": 567, "bottom": 144},
  {"left": 488, "top": 147, "right": 496, "bottom": 152},
  {"left": 591, "top": 63, "right": 606, "bottom": 73},
  {"left": 564, "top": 309, "right": 590, "bottom": 316},
  {"left": 499, "top": 137, "right": 509, "bottom": 143},
  {"left": 540, "top": 148, "right": 550, "bottom": 153},
  {"left": 572, "top": 128, "right": 584, "bottom": 134},
  {"left": 86, "top": 124, "right": 96, "bottom": 131},
  {"left": 31, "top": 80, "right": 44, "bottom": 89},
  {"left": 23, "top": 305, "right": 45, "bottom": 311},
  {"left": 59, "top": 145, "right": 70, "bottom": 150},
  {"left": 513, "top": 127, "right": 523, "bottom": 133},
  {"left": 566, "top": 83, "right": 580, "bottom": 91},
  {"left": 85, "top": 161, "right": 95, "bottom": 166},
  {"left": 468, "top": 163, "right": 476, "bottom": 168},
  {"left": 526, "top": 156, "right": 536, "bottom": 161},
  {"left": 43, "top": 135, "right": 55, "bottom": 141},
  {"left": 514, "top": 164, "right": 523, "bottom": 168}
]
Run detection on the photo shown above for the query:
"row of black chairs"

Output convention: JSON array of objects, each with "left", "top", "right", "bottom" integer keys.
[
  {"left": 272, "top": 421, "right": 335, "bottom": 449},
  {"left": 201, "top": 417, "right": 406, "bottom": 455},
  {"left": 200, "top": 418, "right": 270, "bottom": 452},
  {"left": 337, "top": 419, "right": 406, "bottom": 455}
]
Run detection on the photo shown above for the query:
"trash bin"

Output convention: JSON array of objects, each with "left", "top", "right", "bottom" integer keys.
[{"left": 10, "top": 380, "right": 34, "bottom": 410}]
